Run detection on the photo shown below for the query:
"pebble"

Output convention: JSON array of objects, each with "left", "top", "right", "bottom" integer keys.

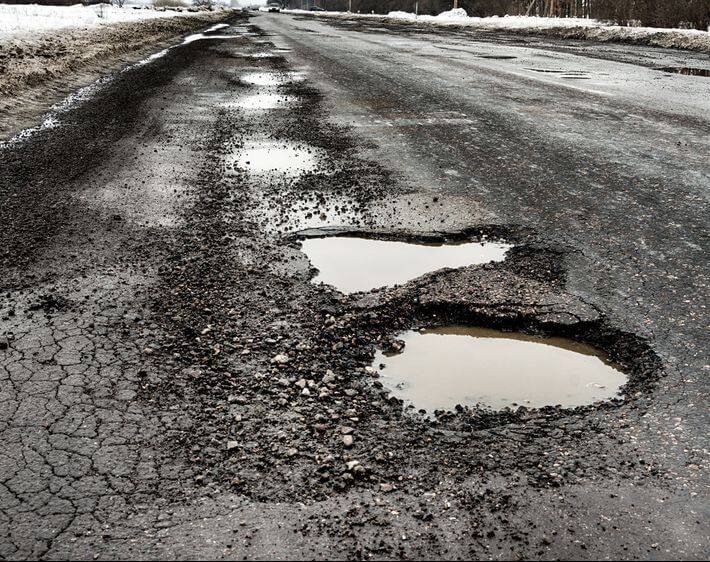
[
  {"left": 272, "top": 353, "right": 289, "bottom": 364},
  {"left": 342, "top": 435, "right": 354, "bottom": 447}
]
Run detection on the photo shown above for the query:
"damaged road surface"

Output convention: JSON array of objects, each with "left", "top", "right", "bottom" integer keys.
[{"left": 1, "top": 11, "right": 708, "bottom": 561}]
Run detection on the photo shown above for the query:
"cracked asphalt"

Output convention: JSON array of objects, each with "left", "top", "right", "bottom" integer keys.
[{"left": 0, "top": 11, "right": 708, "bottom": 561}]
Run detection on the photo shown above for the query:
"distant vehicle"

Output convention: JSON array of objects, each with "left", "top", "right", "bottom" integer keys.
[
  {"left": 265, "top": 1, "right": 281, "bottom": 12},
  {"left": 309, "top": 5, "right": 325, "bottom": 10}
]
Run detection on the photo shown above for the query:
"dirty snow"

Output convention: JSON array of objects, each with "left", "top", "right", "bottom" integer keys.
[{"left": 0, "top": 4, "right": 230, "bottom": 40}]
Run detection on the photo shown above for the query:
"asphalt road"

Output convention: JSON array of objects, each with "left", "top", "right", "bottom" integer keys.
[{"left": 0, "top": 11, "right": 708, "bottom": 560}]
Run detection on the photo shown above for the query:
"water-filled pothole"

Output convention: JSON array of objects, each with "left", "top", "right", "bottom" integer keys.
[
  {"left": 234, "top": 92, "right": 295, "bottom": 110},
  {"left": 241, "top": 71, "right": 304, "bottom": 86},
  {"left": 657, "top": 67, "right": 710, "bottom": 77},
  {"left": 301, "top": 236, "right": 511, "bottom": 293},
  {"left": 233, "top": 142, "right": 320, "bottom": 177},
  {"left": 374, "top": 326, "right": 627, "bottom": 412}
]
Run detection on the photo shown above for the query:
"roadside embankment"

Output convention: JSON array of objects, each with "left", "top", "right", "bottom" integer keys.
[{"left": 0, "top": 7, "right": 237, "bottom": 139}]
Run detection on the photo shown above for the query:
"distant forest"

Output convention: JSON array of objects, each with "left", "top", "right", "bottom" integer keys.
[{"left": 286, "top": 0, "right": 710, "bottom": 30}]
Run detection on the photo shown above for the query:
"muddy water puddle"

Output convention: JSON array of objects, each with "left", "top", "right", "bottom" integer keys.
[
  {"left": 302, "top": 237, "right": 511, "bottom": 293},
  {"left": 374, "top": 327, "right": 627, "bottom": 412},
  {"left": 241, "top": 71, "right": 304, "bottom": 86},
  {"left": 232, "top": 142, "right": 322, "bottom": 177},
  {"left": 234, "top": 92, "right": 296, "bottom": 110}
]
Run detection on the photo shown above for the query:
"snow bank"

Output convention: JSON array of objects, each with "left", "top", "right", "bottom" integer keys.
[
  {"left": 434, "top": 8, "right": 467, "bottom": 20},
  {"left": 283, "top": 9, "right": 710, "bottom": 53},
  {"left": 0, "top": 3, "right": 228, "bottom": 39},
  {"left": 387, "top": 11, "right": 416, "bottom": 21}
]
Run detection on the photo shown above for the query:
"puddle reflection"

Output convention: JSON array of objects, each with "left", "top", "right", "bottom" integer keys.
[
  {"left": 233, "top": 142, "right": 320, "bottom": 177},
  {"left": 374, "top": 326, "right": 627, "bottom": 412},
  {"left": 302, "top": 236, "right": 511, "bottom": 293}
]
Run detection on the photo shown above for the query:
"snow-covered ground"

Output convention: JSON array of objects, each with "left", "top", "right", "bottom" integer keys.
[
  {"left": 283, "top": 8, "right": 710, "bottom": 52},
  {"left": 0, "top": 3, "right": 231, "bottom": 40}
]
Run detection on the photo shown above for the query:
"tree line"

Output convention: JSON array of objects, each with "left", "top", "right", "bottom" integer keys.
[{"left": 286, "top": 0, "right": 710, "bottom": 30}]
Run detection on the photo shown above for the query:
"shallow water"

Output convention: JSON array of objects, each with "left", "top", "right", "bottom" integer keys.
[
  {"left": 241, "top": 71, "right": 304, "bottom": 86},
  {"left": 234, "top": 92, "right": 295, "bottom": 110},
  {"left": 233, "top": 142, "right": 320, "bottom": 177},
  {"left": 374, "top": 326, "right": 628, "bottom": 412},
  {"left": 301, "top": 236, "right": 511, "bottom": 293}
]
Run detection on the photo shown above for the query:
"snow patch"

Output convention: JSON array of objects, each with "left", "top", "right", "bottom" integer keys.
[{"left": 0, "top": 4, "right": 233, "bottom": 40}]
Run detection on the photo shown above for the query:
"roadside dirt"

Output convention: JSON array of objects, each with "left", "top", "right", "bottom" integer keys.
[{"left": 0, "top": 10, "right": 233, "bottom": 140}]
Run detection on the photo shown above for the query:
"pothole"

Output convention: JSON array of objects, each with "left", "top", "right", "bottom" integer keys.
[
  {"left": 374, "top": 326, "right": 628, "bottom": 413},
  {"left": 480, "top": 55, "right": 517, "bottom": 60},
  {"left": 231, "top": 141, "right": 321, "bottom": 177},
  {"left": 241, "top": 71, "right": 304, "bottom": 86},
  {"left": 301, "top": 235, "right": 511, "bottom": 293},
  {"left": 657, "top": 67, "right": 710, "bottom": 77},
  {"left": 233, "top": 92, "right": 296, "bottom": 110}
]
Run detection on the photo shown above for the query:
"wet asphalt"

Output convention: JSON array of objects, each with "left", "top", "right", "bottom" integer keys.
[{"left": 0, "top": 11, "right": 708, "bottom": 560}]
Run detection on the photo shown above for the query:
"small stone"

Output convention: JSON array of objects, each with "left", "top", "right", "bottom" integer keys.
[
  {"left": 342, "top": 435, "right": 354, "bottom": 447},
  {"left": 380, "top": 483, "right": 395, "bottom": 493},
  {"left": 301, "top": 387, "right": 311, "bottom": 396},
  {"left": 227, "top": 441, "right": 239, "bottom": 451},
  {"left": 345, "top": 460, "right": 360, "bottom": 471},
  {"left": 322, "top": 370, "right": 336, "bottom": 384},
  {"left": 295, "top": 378, "right": 307, "bottom": 389},
  {"left": 340, "top": 426, "right": 354, "bottom": 435},
  {"left": 287, "top": 448, "right": 298, "bottom": 457},
  {"left": 278, "top": 378, "right": 290, "bottom": 386},
  {"left": 272, "top": 353, "right": 289, "bottom": 364}
]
